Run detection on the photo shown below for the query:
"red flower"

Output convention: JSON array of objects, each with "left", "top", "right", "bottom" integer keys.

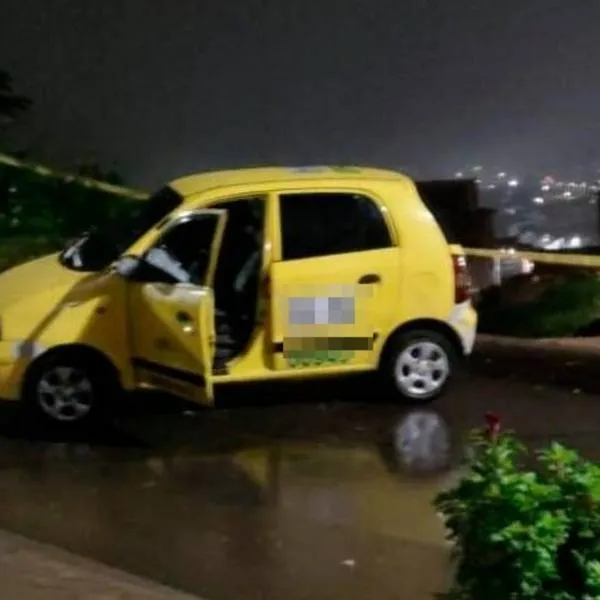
[{"left": 484, "top": 412, "right": 501, "bottom": 440}]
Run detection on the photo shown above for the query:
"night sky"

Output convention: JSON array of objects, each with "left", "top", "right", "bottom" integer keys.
[{"left": 1, "top": 0, "right": 600, "bottom": 187}]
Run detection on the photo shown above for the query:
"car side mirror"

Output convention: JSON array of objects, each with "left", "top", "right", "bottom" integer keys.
[{"left": 60, "top": 231, "right": 119, "bottom": 272}]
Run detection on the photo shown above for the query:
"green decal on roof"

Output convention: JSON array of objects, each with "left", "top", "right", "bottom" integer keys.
[
  {"left": 330, "top": 166, "right": 362, "bottom": 173},
  {"left": 289, "top": 166, "right": 328, "bottom": 173}
]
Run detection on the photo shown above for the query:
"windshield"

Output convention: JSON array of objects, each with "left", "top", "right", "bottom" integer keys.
[{"left": 59, "top": 186, "right": 183, "bottom": 272}]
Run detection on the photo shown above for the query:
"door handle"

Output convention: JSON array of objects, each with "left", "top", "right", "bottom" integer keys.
[
  {"left": 176, "top": 310, "right": 193, "bottom": 323},
  {"left": 176, "top": 310, "right": 195, "bottom": 333},
  {"left": 358, "top": 273, "right": 381, "bottom": 285}
]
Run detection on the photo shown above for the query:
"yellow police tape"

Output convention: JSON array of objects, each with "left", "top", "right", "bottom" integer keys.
[
  {"left": 2, "top": 151, "right": 600, "bottom": 268},
  {"left": 463, "top": 247, "right": 600, "bottom": 268},
  {"left": 0, "top": 151, "right": 148, "bottom": 200}
]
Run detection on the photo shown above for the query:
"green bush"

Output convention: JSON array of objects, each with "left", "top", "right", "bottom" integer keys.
[
  {"left": 0, "top": 236, "right": 63, "bottom": 272},
  {"left": 478, "top": 276, "right": 600, "bottom": 338},
  {"left": 0, "top": 160, "right": 139, "bottom": 272},
  {"left": 435, "top": 414, "right": 600, "bottom": 599}
]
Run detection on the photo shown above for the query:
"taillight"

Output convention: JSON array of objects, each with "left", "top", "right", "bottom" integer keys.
[{"left": 452, "top": 254, "right": 472, "bottom": 303}]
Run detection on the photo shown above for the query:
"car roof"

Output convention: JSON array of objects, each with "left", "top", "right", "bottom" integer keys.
[{"left": 169, "top": 166, "right": 410, "bottom": 198}]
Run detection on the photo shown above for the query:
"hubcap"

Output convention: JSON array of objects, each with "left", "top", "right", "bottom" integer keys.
[
  {"left": 394, "top": 341, "right": 450, "bottom": 398},
  {"left": 36, "top": 366, "right": 94, "bottom": 422}
]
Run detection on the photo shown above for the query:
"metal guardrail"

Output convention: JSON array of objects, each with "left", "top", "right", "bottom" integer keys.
[{"left": 2, "top": 151, "right": 600, "bottom": 268}]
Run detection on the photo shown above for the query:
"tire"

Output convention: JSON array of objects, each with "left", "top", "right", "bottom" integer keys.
[
  {"left": 380, "top": 329, "right": 457, "bottom": 404},
  {"left": 21, "top": 350, "right": 119, "bottom": 428}
]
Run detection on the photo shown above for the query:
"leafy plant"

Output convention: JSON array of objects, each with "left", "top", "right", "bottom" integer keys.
[{"left": 435, "top": 413, "right": 600, "bottom": 600}]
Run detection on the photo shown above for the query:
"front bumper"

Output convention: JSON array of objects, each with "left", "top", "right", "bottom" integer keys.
[{"left": 0, "top": 341, "right": 30, "bottom": 401}]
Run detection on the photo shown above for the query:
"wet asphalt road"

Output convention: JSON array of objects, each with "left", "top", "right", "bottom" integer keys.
[{"left": 0, "top": 363, "right": 599, "bottom": 600}]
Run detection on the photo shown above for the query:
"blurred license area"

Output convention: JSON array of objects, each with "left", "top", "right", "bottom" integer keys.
[{"left": 284, "top": 291, "right": 373, "bottom": 363}]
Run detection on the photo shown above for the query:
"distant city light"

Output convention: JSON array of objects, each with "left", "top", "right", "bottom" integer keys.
[
  {"left": 447, "top": 167, "right": 598, "bottom": 248},
  {"left": 521, "top": 259, "right": 535, "bottom": 275},
  {"left": 545, "top": 238, "right": 565, "bottom": 250}
]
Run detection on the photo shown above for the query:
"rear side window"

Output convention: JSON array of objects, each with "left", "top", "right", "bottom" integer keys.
[{"left": 279, "top": 192, "right": 392, "bottom": 261}]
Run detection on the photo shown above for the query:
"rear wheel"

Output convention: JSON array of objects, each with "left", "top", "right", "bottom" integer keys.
[
  {"left": 22, "top": 351, "right": 119, "bottom": 427},
  {"left": 381, "top": 330, "right": 457, "bottom": 404}
]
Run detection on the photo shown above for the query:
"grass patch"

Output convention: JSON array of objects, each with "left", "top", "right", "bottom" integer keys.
[{"left": 478, "top": 275, "right": 600, "bottom": 338}]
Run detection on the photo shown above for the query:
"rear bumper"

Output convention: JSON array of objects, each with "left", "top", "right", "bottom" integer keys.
[{"left": 448, "top": 302, "right": 477, "bottom": 356}]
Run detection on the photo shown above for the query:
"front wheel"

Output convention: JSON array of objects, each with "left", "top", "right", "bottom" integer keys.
[
  {"left": 22, "top": 351, "right": 119, "bottom": 427},
  {"left": 381, "top": 330, "right": 457, "bottom": 404}
]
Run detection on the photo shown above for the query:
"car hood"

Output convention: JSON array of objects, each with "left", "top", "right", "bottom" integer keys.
[{"left": 0, "top": 253, "right": 89, "bottom": 312}]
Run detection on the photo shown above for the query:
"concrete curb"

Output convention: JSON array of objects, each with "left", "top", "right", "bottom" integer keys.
[
  {"left": 476, "top": 334, "right": 600, "bottom": 357},
  {"left": 0, "top": 529, "right": 203, "bottom": 599}
]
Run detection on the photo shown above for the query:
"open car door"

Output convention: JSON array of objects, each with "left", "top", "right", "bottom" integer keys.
[{"left": 127, "top": 209, "right": 227, "bottom": 405}]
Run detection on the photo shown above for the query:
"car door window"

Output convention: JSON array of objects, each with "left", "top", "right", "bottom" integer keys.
[
  {"left": 145, "top": 213, "right": 220, "bottom": 285},
  {"left": 279, "top": 192, "right": 392, "bottom": 261},
  {"left": 209, "top": 197, "right": 264, "bottom": 290}
]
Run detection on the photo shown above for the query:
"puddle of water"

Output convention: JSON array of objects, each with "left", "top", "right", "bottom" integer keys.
[
  {"left": 0, "top": 376, "right": 599, "bottom": 599},
  {"left": 0, "top": 403, "right": 460, "bottom": 600}
]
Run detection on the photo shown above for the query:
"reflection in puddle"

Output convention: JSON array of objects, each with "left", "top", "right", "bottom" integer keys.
[{"left": 391, "top": 410, "right": 453, "bottom": 475}]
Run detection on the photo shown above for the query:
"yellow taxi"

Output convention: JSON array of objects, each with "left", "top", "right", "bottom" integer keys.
[{"left": 0, "top": 166, "right": 477, "bottom": 426}]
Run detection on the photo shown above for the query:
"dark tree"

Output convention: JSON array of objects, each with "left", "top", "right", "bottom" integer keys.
[{"left": 0, "top": 70, "right": 32, "bottom": 130}]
